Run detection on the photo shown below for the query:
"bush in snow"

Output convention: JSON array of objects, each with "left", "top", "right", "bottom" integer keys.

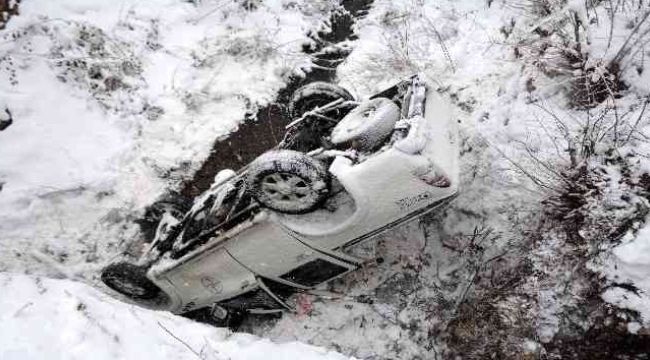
[
  {"left": 50, "top": 22, "right": 148, "bottom": 115},
  {"left": 507, "top": 0, "right": 650, "bottom": 109},
  {"left": 0, "top": 18, "right": 154, "bottom": 117}
]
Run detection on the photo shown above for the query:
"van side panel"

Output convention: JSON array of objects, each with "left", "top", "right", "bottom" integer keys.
[
  {"left": 153, "top": 248, "right": 257, "bottom": 313},
  {"left": 225, "top": 221, "right": 318, "bottom": 278}
]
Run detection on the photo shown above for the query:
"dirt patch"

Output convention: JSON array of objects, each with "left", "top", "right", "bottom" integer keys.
[
  {"left": 179, "top": 0, "right": 373, "bottom": 198},
  {"left": 545, "top": 300, "right": 650, "bottom": 359},
  {"left": 138, "top": 1, "right": 374, "bottom": 245},
  {"left": 179, "top": 105, "right": 287, "bottom": 198}
]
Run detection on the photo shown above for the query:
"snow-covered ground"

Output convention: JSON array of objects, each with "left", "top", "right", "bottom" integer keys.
[
  {"left": 0, "top": 0, "right": 353, "bottom": 358},
  {"left": 0, "top": 273, "right": 353, "bottom": 360},
  {"left": 2, "top": 0, "right": 650, "bottom": 358},
  {"left": 604, "top": 223, "right": 650, "bottom": 326},
  {"left": 0, "top": 0, "right": 323, "bottom": 275},
  {"left": 247, "top": 0, "right": 650, "bottom": 357}
]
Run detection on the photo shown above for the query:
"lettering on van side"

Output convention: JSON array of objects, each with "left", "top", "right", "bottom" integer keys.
[
  {"left": 395, "top": 191, "right": 433, "bottom": 211},
  {"left": 200, "top": 276, "right": 223, "bottom": 295}
]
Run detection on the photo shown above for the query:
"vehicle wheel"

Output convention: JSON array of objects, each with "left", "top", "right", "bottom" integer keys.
[
  {"left": 289, "top": 81, "right": 354, "bottom": 118},
  {"left": 330, "top": 97, "right": 400, "bottom": 151},
  {"left": 247, "top": 150, "right": 330, "bottom": 214},
  {"left": 101, "top": 262, "right": 162, "bottom": 300}
]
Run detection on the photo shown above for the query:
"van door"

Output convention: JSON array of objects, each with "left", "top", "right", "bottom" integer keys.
[{"left": 225, "top": 218, "right": 358, "bottom": 289}]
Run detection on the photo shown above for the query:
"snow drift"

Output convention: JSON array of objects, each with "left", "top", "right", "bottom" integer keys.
[{"left": 0, "top": 273, "right": 353, "bottom": 360}]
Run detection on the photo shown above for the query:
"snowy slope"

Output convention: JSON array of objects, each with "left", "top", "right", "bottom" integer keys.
[
  {"left": 0, "top": 273, "right": 354, "bottom": 360},
  {"left": 252, "top": 1, "right": 551, "bottom": 356},
  {"left": 0, "top": 0, "right": 324, "bottom": 275},
  {"left": 248, "top": 0, "right": 650, "bottom": 357},
  {"left": 2, "top": 0, "right": 650, "bottom": 358},
  {"left": 603, "top": 224, "right": 650, "bottom": 326}
]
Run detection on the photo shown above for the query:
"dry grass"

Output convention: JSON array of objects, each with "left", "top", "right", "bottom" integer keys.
[{"left": 506, "top": 0, "right": 650, "bottom": 109}]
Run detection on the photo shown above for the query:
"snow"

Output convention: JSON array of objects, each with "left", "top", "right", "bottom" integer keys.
[
  {"left": 0, "top": 0, "right": 324, "bottom": 274},
  {"left": 0, "top": 1, "right": 354, "bottom": 356},
  {"left": 628, "top": 321, "right": 643, "bottom": 334},
  {"left": 2, "top": 0, "right": 650, "bottom": 358},
  {"left": 603, "top": 226, "right": 650, "bottom": 324},
  {"left": 251, "top": 0, "right": 650, "bottom": 356},
  {"left": 0, "top": 273, "right": 354, "bottom": 360}
]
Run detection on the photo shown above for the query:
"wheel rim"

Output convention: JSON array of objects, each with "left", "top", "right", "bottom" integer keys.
[
  {"left": 104, "top": 275, "right": 148, "bottom": 297},
  {"left": 260, "top": 172, "right": 319, "bottom": 207}
]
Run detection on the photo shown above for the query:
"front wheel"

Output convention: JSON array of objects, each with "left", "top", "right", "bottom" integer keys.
[
  {"left": 101, "top": 262, "right": 162, "bottom": 300},
  {"left": 246, "top": 150, "right": 330, "bottom": 214}
]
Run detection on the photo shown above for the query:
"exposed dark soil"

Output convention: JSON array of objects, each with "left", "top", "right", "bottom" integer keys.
[
  {"left": 179, "top": 0, "right": 373, "bottom": 198},
  {"left": 545, "top": 305, "right": 650, "bottom": 360},
  {"left": 137, "top": 1, "right": 374, "bottom": 242},
  {"left": 179, "top": 104, "right": 287, "bottom": 198}
]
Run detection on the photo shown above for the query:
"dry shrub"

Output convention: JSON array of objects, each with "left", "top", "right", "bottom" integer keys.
[
  {"left": 507, "top": 0, "right": 650, "bottom": 109},
  {"left": 419, "top": 226, "right": 539, "bottom": 359}
]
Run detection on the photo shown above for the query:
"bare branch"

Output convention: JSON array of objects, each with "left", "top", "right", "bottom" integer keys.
[{"left": 157, "top": 321, "right": 202, "bottom": 359}]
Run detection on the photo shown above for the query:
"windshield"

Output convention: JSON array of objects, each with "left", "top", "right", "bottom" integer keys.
[{"left": 167, "top": 177, "right": 258, "bottom": 259}]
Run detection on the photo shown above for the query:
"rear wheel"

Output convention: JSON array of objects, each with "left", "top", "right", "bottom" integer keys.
[
  {"left": 247, "top": 150, "right": 330, "bottom": 214},
  {"left": 289, "top": 81, "right": 354, "bottom": 118},
  {"left": 101, "top": 262, "right": 162, "bottom": 300},
  {"left": 284, "top": 82, "right": 355, "bottom": 152}
]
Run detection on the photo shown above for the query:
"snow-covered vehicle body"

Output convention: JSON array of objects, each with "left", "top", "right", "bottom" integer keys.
[{"left": 101, "top": 74, "right": 458, "bottom": 323}]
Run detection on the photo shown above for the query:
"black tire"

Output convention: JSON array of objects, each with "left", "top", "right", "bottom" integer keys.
[
  {"left": 330, "top": 97, "right": 400, "bottom": 151},
  {"left": 246, "top": 150, "right": 330, "bottom": 214},
  {"left": 101, "top": 262, "right": 162, "bottom": 300},
  {"left": 289, "top": 81, "right": 354, "bottom": 118}
]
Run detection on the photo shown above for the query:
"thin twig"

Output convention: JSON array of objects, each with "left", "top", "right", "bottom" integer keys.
[
  {"left": 612, "top": 9, "right": 650, "bottom": 63},
  {"left": 491, "top": 143, "right": 556, "bottom": 191},
  {"left": 624, "top": 96, "right": 650, "bottom": 144},
  {"left": 510, "top": 137, "right": 574, "bottom": 186},
  {"left": 157, "top": 321, "right": 202, "bottom": 359}
]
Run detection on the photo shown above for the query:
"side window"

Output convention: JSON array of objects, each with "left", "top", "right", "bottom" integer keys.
[{"left": 280, "top": 258, "right": 349, "bottom": 287}]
